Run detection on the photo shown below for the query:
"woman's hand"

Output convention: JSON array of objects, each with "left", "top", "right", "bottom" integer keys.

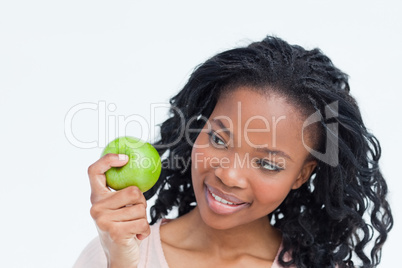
[{"left": 88, "top": 153, "right": 151, "bottom": 268}]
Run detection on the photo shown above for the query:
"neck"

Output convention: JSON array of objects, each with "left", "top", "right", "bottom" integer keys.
[{"left": 181, "top": 207, "right": 281, "bottom": 258}]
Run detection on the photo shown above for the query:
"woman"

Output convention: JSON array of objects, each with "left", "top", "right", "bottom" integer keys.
[{"left": 76, "top": 36, "right": 393, "bottom": 267}]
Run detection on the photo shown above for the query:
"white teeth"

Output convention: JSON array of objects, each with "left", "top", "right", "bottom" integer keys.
[{"left": 211, "top": 192, "right": 234, "bottom": 205}]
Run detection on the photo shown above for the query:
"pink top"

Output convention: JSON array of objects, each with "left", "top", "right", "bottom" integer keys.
[{"left": 74, "top": 219, "right": 289, "bottom": 267}]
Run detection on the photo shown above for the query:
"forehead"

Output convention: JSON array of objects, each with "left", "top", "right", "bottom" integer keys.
[
  {"left": 210, "top": 87, "right": 307, "bottom": 150},
  {"left": 214, "top": 87, "right": 302, "bottom": 124}
]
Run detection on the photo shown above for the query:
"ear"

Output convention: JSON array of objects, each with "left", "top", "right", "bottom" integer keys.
[{"left": 292, "top": 160, "right": 317, "bottom": 190}]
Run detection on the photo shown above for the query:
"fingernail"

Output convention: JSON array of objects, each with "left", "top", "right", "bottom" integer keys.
[{"left": 118, "top": 154, "right": 128, "bottom": 161}]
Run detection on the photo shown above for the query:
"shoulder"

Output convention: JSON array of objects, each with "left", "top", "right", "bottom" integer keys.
[
  {"left": 73, "top": 237, "right": 107, "bottom": 268},
  {"left": 138, "top": 219, "right": 170, "bottom": 268}
]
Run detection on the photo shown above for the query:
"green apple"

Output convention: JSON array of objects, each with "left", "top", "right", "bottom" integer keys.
[{"left": 101, "top": 136, "right": 161, "bottom": 192}]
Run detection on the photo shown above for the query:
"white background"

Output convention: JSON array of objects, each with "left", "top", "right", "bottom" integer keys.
[{"left": 0, "top": 1, "right": 401, "bottom": 267}]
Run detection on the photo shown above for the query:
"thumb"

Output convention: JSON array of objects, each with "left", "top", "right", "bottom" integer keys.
[{"left": 88, "top": 153, "right": 129, "bottom": 203}]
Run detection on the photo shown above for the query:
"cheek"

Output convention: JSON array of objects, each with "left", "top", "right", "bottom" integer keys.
[
  {"left": 251, "top": 177, "right": 294, "bottom": 207},
  {"left": 191, "top": 133, "right": 217, "bottom": 171},
  {"left": 191, "top": 143, "right": 206, "bottom": 172},
  {"left": 191, "top": 135, "right": 211, "bottom": 181}
]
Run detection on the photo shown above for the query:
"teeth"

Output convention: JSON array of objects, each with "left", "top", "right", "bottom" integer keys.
[{"left": 211, "top": 192, "right": 235, "bottom": 205}]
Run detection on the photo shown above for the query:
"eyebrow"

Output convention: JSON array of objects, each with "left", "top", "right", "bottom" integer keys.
[
  {"left": 212, "top": 118, "right": 293, "bottom": 162},
  {"left": 211, "top": 118, "right": 231, "bottom": 136},
  {"left": 256, "top": 147, "right": 293, "bottom": 162}
]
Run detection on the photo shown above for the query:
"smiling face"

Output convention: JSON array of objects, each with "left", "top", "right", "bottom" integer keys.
[{"left": 190, "top": 87, "right": 317, "bottom": 230}]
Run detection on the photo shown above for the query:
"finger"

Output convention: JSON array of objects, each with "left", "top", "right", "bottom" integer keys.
[
  {"left": 114, "top": 203, "right": 147, "bottom": 222},
  {"left": 96, "top": 186, "right": 147, "bottom": 210},
  {"left": 118, "top": 219, "right": 151, "bottom": 241},
  {"left": 104, "top": 219, "right": 150, "bottom": 242},
  {"left": 103, "top": 203, "right": 147, "bottom": 222},
  {"left": 88, "top": 153, "right": 129, "bottom": 200}
]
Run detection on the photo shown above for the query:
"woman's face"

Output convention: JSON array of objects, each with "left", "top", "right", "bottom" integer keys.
[{"left": 191, "top": 87, "right": 317, "bottom": 230}]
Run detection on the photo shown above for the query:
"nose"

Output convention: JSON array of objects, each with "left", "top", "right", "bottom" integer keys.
[{"left": 213, "top": 156, "right": 248, "bottom": 189}]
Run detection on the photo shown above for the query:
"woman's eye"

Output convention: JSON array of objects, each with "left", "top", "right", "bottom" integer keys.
[
  {"left": 257, "top": 159, "right": 282, "bottom": 172},
  {"left": 208, "top": 132, "right": 226, "bottom": 147}
]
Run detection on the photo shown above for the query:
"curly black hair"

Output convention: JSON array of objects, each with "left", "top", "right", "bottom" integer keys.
[{"left": 144, "top": 36, "right": 393, "bottom": 268}]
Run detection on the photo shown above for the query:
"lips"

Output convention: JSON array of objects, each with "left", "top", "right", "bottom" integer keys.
[{"left": 204, "top": 184, "right": 250, "bottom": 215}]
